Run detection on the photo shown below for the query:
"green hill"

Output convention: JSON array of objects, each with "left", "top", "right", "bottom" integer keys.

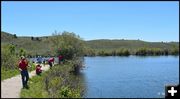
[
  {"left": 86, "top": 39, "right": 179, "bottom": 51},
  {"left": 1, "top": 31, "right": 179, "bottom": 56},
  {"left": 1, "top": 31, "right": 54, "bottom": 56}
]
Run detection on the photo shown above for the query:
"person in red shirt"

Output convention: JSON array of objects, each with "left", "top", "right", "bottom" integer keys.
[
  {"left": 48, "top": 57, "right": 54, "bottom": 69},
  {"left": 36, "top": 64, "right": 42, "bottom": 75},
  {"left": 18, "top": 56, "right": 29, "bottom": 89},
  {"left": 58, "top": 55, "right": 64, "bottom": 64}
]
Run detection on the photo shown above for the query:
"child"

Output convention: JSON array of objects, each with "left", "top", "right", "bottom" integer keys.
[{"left": 36, "top": 64, "right": 42, "bottom": 75}]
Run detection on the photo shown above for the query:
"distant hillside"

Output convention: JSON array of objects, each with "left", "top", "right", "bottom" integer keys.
[
  {"left": 86, "top": 39, "right": 179, "bottom": 51},
  {"left": 1, "top": 31, "right": 179, "bottom": 56},
  {"left": 1, "top": 31, "right": 54, "bottom": 56}
]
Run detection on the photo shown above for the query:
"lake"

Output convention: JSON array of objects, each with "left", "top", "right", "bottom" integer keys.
[{"left": 82, "top": 56, "right": 179, "bottom": 98}]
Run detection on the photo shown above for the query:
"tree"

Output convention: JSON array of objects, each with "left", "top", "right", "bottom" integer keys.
[
  {"left": 51, "top": 31, "right": 85, "bottom": 60},
  {"left": 13, "top": 34, "right": 17, "bottom": 38},
  {"left": 31, "top": 37, "right": 34, "bottom": 40},
  {"left": 135, "top": 48, "right": 147, "bottom": 55},
  {"left": 19, "top": 48, "right": 26, "bottom": 57},
  {"left": 1, "top": 44, "right": 19, "bottom": 69},
  {"left": 36, "top": 37, "right": 39, "bottom": 41},
  {"left": 9, "top": 44, "right": 16, "bottom": 55}
]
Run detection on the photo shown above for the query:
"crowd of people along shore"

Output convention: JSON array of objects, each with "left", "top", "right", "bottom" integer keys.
[{"left": 18, "top": 55, "right": 64, "bottom": 89}]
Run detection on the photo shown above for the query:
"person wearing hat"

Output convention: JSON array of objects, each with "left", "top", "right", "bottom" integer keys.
[{"left": 18, "top": 56, "right": 29, "bottom": 89}]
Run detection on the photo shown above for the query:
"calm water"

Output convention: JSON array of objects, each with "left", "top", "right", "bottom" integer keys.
[{"left": 82, "top": 56, "right": 179, "bottom": 98}]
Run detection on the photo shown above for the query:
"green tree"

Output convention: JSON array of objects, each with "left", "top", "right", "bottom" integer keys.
[
  {"left": 13, "top": 34, "right": 17, "bottom": 38},
  {"left": 31, "top": 37, "right": 34, "bottom": 40},
  {"left": 19, "top": 48, "right": 26, "bottom": 57},
  {"left": 1, "top": 44, "right": 19, "bottom": 69},
  {"left": 51, "top": 31, "right": 85, "bottom": 60}
]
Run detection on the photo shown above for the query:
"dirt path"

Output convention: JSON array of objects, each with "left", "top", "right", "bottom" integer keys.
[{"left": 1, "top": 64, "right": 50, "bottom": 98}]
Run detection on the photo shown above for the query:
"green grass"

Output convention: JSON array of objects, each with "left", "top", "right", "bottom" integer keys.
[
  {"left": 20, "top": 63, "right": 84, "bottom": 98},
  {"left": 1, "top": 62, "right": 36, "bottom": 81},
  {"left": 28, "top": 62, "right": 36, "bottom": 71},
  {"left": 20, "top": 73, "right": 49, "bottom": 98},
  {"left": 1, "top": 67, "right": 19, "bottom": 80}
]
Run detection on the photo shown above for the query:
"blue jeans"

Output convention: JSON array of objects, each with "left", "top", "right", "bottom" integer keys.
[{"left": 21, "top": 70, "right": 29, "bottom": 87}]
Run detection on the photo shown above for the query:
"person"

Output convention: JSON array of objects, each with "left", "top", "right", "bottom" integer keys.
[
  {"left": 37, "top": 56, "right": 42, "bottom": 64},
  {"left": 18, "top": 56, "right": 29, "bottom": 89},
  {"left": 48, "top": 57, "right": 54, "bottom": 69},
  {"left": 36, "top": 64, "right": 42, "bottom": 75},
  {"left": 58, "top": 55, "right": 64, "bottom": 64},
  {"left": 43, "top": 58, "right": 46, "bottom": 66}
]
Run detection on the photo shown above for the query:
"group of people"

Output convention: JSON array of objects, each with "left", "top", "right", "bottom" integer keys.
[{"left": 18, "top": 55, "right": 64, "bottom": 89}]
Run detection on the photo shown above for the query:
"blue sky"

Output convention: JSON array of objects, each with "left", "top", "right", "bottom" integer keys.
[{"left": 1, "top": 1, "right": 179, "bottom": 42}]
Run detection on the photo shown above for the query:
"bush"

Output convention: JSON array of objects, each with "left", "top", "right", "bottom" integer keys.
[
  {"left": 13, "top": 34, "right": 17, "bottom": 38},
  {"left": 1, "top": 44, "right": 32, "bottom": 80},
  {"left": 135, "top": 48, "right": 147, "bottom": 55},
  {"left": 42, "top": 63, "right": 84, "bottom": 98},
  {"left": 50, "top": 31, "right": 85, "bottom": 73},
  {"left": 1, "top": 44, "right": 19, "bottom": 80},
  {"left": 31, "top": 37, "right": 34, "bottom": 40},
  {"left": 1, "top": 44, "right": 19, "bottom": 70},
  {"left": 170, "top": 47, "right": 179, "bottom": 55}
]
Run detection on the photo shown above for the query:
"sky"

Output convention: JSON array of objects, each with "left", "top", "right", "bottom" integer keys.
[{"left": 1, "top": 1, "right": 179, "bottom": 42}]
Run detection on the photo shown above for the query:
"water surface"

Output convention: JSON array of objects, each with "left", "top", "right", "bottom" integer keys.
[{"left": 82, "top": 56, "right": 179, "bottom": 98}]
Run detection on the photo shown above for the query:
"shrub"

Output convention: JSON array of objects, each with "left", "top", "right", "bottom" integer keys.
[
  {"left": 1, "top": 44, "right": 19, "bottom": 69},
  {"left": 13, "top": 34, "right": 17, "bottom": 38}
]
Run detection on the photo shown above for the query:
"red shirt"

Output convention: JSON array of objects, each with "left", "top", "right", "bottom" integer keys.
[
  {"left": 48, "top": 58, "right": 54, "bottom": 62},
  {"left": 36, "top": 65, "right": 42, "bottom": 73},
  {"left": 18, "top": 59, "right": 28, "bottom": 70},
  {"left": 58, "top": 55, "right": 63, "bottom": 60}
]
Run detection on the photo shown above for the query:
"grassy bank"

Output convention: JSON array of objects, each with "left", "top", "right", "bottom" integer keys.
[
  {"left": 1, "top": 67, "right": 19, "bottom": 80},
  {"left": 20, "top": 63, "right": 85, "bottom": 98},
  {"left": 20, "top": 72, "right": 49, "bottom": 98}
]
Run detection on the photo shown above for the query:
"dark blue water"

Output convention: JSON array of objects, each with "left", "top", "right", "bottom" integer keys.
[{"left": 82, "top": 56, "right": 179, "bottom": 98}]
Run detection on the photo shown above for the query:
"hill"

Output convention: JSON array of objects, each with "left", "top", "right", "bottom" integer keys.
[
  {"left": 86, "top": 39, "right": 179, "bottom": 51},
  {"left": 1, "top": 31, "right": 179, "bottom": 56},
  {"left": 1, "top": 31, "right": 54, "bottom": 56}
]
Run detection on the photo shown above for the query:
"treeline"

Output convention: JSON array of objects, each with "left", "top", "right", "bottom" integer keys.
[
  {"left": 84, "top": 47, "right": 179, "bottom": 56},
  {"left": 135, "top": 47, "right": 179, "bottom": 56}
]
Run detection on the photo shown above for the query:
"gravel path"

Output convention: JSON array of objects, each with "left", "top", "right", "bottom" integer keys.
[{"left": 1, "top": 64, "right": 50, "bottom": 98}]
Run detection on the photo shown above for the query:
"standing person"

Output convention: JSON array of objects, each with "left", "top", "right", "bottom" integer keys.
[
  {"left": 18, "top": 56, "right": 29, "bottom": 89},
  {"left": 43, "top": 58, "right": 46, "bottom": 66},
  {"left": 48, "top": 57, "right": 54, "bottom": 69},
  {"left": 58, "top": 55, "right": 63, "bottom": 64}
]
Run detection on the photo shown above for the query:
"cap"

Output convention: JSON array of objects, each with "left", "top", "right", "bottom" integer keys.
[{"left": 21, "top": 56, "right": 25, "bottom": 59}]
